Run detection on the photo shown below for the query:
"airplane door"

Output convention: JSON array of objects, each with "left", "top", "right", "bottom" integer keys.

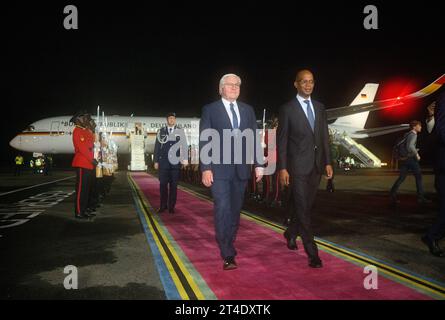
[
  {"left": 127, "top": 122, "right": 134, "bottom": 135},
  {"left": 50, "top": 121, "right": 60, "bottom": 136}
]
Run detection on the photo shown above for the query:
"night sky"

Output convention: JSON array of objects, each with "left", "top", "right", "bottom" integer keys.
[{"left": 3, "top": 1, "right": 444, "bottom": 166}]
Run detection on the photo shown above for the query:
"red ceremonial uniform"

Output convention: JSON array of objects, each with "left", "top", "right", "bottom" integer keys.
[
  {"left": 72, "top": 126, "right": 94, "bottom": 169},
  {"left": 72, "top": 125, "right": 95, "bottom": 217}
]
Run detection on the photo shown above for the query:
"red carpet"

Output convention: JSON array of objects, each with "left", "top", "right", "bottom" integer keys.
[{"left": 132, "top": 172, "right": 432, "bottom": 300}]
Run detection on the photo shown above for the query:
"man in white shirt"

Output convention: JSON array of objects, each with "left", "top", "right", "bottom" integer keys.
[{"left": 199, "top": 74, "right": 263, "bottom": 270}]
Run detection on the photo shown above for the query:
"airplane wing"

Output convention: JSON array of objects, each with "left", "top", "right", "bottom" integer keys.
[
  {"left": 352, "top": 124, "right": 409, "bottom": 138},
  {"left": 326, "top": 74, "right": 445, "bottom": 121}
]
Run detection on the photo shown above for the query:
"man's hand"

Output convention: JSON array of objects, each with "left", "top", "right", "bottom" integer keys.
[
  {"left": 202, "top": 170, "right": 213, "bottom": 187},
  {"left": 416, "top": 154, "right": 421, "bottom": 161},
  {"left": 255, "top": 167, "right": 264, "bottom": 183},
  {"left": 279, "top": 169, "right": 290, "bottom": 187},
  {"left": 154, "top": 162, "right": 159, "bottom": 170},
  {"left": 325, "top": 165, "right": 333, "bottom": 179}
]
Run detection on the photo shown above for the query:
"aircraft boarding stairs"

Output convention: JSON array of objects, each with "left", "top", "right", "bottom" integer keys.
[
  {"left": 331, "top": 131, "right": 382, "bottom": 168},
  {"left": 128, "top": 133, "right": 147, "bottom": 171}
]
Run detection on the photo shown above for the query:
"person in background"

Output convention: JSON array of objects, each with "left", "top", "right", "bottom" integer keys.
[
  {"left": 14, "top": 154, "right": 24, "bottom": 176},
  {"left": 85, "top": 117, "right": 99, "bottom": 217},
  {"left": 29, "top": 159, "right": 35, "bottom": 174},
  {"left": 154, "top": 112, "right": 188, "bottom": 214},
  {"left": 418, "top": 101, "right": 437, "bottom": 167},
  {"left": 71, "top": 110, "right": 96, "bottom": 220},
  {"left": 390, "top": 120, "right": 430, "bottom": 205},
  {"left": 422, "top": 93, "right": 445, "bottom": 257}
]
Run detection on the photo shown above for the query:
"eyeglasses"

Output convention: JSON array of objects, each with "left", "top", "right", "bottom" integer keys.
[
  {"left": 224, "top": 83, "right": 241, "bottom": 88},
  {"left": 298, "top": 80, "right": 315, "bottom": 85}
]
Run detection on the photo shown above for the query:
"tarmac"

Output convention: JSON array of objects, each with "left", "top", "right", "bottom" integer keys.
[
  {"left": 0, "top": 169, "right": 165, "bottom": 299},
  {"left": 0, "top": 167, "right": 444, "bottom": 299}
]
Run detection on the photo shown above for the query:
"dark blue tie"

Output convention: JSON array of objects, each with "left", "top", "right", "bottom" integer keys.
[
  {"left": 304, "top": 100, "right": 315, "bottom": 131},
  {"left": 230, "top": 103, "right": 239, "bottom": 129}
]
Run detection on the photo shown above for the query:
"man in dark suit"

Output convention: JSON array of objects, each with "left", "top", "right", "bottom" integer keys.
[
  {"left": 277, "top": 69, "right": 333, "bottom": 268},
  {"left": 199, "top": 73, "right": 263, "bottom": 270},
  {"left": 154, "top": 112, "right": 188, "bottom": 214},
  {"left": 417, "top": 101, "right": 437, "bottom": 166},
  {"left": 422, "top": 92, "right": 445, "bottom": 257}
]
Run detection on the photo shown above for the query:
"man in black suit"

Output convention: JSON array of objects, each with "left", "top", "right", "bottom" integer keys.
[
  {"left": 277, "top": 69, "right": 333, "bottom": 268},
  {"left": 154, "top": 112, "right": 188, "bottom": 214},
  {"left": 422, "top": 92, "right": 445, "bottom": 257},
  {"left": 417, "top": 101, "right": 437, "bottom": 166},
  {"left": 199, "top": 73, "right": 263, "bottom": 270}
]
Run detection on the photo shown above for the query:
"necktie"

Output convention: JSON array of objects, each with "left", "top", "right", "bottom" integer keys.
[
  {"left": 230, "top": 103, "right": 239, "bottom": 129},
  {"left": 304, "top": 100, "right": 315, "bottom": 131},
  {"left": 169, "top": 127, "right": 173, "bottom": 134}
]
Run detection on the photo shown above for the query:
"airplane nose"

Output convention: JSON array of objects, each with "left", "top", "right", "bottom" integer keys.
[{"left": 9, "top": 136, "right": 21, "bottom": 150}]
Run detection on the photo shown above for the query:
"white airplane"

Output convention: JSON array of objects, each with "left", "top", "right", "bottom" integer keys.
[
  {"left": 9, "top": 74, "right": 445, "bottom": 159},
  {"left": 9, "top": 115, "right": 200, "bottom": 155}
]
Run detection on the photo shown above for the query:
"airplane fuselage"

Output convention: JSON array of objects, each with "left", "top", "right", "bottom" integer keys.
[
  {"left": 8, "top": 113, "right": 406, "bottom": 156},
  {"left": 10, "top": 116, "right": 200, "bottom": 155}
]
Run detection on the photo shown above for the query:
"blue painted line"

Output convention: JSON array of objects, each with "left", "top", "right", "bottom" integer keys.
[{"left": 130, "top": 182, "right": 181, "bottom": 300}]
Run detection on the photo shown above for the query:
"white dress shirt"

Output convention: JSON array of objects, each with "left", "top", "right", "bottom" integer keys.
[
  {"left": 221, "top": 98, "right": 241, "bottom": 128},
  {"left": 426, "top": 117, "right": 435, "bottom": 134},
  {"left": 296, "top": 94, "right": 316, "bottom": 121}
]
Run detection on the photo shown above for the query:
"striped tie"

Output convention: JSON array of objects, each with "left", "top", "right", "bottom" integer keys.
[{"left": 230, "top": 103, "right": 239, "bottom": 129}]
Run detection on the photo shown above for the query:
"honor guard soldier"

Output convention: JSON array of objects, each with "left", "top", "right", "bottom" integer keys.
[
  {"left": 71, "top": 110, "right": 96, "bottom": 219},
  {"left": 154, "top": 112, "right": 188, "bottom": 214}
]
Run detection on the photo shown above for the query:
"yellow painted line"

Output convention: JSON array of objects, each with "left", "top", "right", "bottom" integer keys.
[
  {"left": 241, "top": 210, "right": 445, "bottom": 299},
  {"left": 177, "top": 183, "right": 445, "bottom": 299},
  {"left": 129, "top": 175, "right": 190, "bottom": 299},
  {"left": 315, "top": 241, "right": 445, "bottom": 300},
  {"left": 129, "top": 174, "right": 206, "bottom": 300}
]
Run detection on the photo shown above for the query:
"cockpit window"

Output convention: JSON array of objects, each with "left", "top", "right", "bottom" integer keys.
[{"left": 24, "top": 125, "right": 35, "bottom": 132}]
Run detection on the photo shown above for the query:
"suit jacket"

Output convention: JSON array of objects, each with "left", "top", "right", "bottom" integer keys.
[
  {"left": 154, "top": 126, "right": 187, "bottom": 170},
  {"left": 277, "top": 97, "right": 331, "bottom": 176},
  {"left": 436, "top": 92, "right": 445, "bottom": 174},
  {"left": 199, "top": 99, "right": 260, "bottom": 180},
  {"left": 418, "top": 117, "right": 437, "bottom": 165}
]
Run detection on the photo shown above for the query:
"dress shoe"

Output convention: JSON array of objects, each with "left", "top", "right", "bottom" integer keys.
[
  {"left": 169, "top": 208, "right": 175, "bottom": 214},
  {"left": 283, "top": 230, "right": 297, "bottom": 250},
  {"left": 85, "top": 208, "right": 96, "bottom": 217},
  {"left": 223, "top": 256, "right": 238, "bottom": 270},
  {"left": 417, "top": 197, "right": 432, "bottom": 205},
  {"left": 421, "top": 236, "right": 445, "bottom": 257},
  {"left": 309, "top": 257, "right": 323, "bottom": 268},
  {"left": 157, "top": 207, "right": 167, "bottom": 214},
  {"left": 75, "top": 213, "right": 90, "bottom": 220},
  {"left": 390, "top": 193, "right": 400, "bottom": 204}
]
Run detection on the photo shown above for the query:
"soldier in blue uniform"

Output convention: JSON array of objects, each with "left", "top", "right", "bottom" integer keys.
[{"left": 154, "top": 112, "right": 188, "bottom": 213}]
